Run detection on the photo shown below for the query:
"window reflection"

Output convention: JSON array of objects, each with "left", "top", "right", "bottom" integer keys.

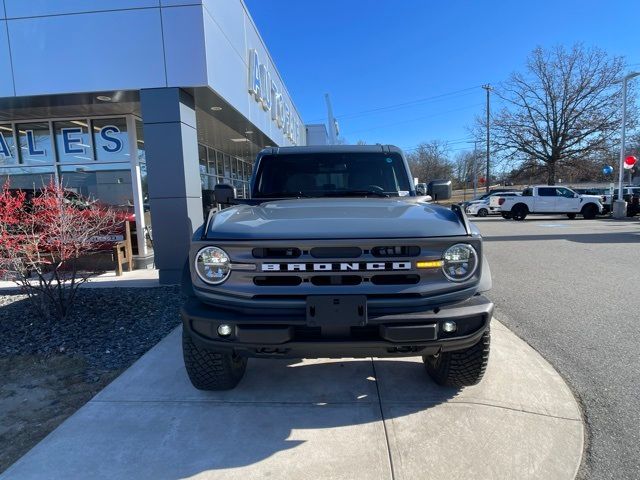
[
  {"left": 54, "top": 120, "right": 92, "bottom": 164},
  {"left": 59, "top": 163, "right": 133, "bottom": 212},
  {"left": 0, "top": 166, "right": 55, "bottom": 189},
  {"left": 17, "top": 122, "right": 53, "bottom": 165},
  {"left": 0, "top": 125, "right": 18, "bottom": 166},
  {"left": 92, "top": 118, "right": 130, "bottom": 162}
]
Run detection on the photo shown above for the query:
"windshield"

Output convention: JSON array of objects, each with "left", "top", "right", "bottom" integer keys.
[{"left": 252, "top": 152, "right": 411, "bottom": 198}]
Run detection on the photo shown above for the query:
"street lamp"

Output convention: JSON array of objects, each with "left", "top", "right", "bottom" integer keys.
[{"left": 613, "top": 71, "right": 640, "bottom": 218}]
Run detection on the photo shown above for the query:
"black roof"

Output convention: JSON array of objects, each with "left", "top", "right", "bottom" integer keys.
[{"left": 259, "top": 144, "right": 404, "bottom": 156}]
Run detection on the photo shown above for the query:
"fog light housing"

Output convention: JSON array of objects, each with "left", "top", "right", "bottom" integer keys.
[
  {"left": 442, "top": 321, "right": 457, "bottom": 333},
  {"left": 217, "top": 324, "right": 233, "bottom": 337}
]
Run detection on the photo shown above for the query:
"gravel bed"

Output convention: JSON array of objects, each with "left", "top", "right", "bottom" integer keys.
[{"left": 0, "top": 287, "right": 183, "bottom": 381}]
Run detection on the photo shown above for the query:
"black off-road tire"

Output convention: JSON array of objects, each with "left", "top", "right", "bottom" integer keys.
[
  {"left": 182, "top": 329, "right": 247, "bottom": 390},
  {"left": 567, "top": 213, "right": 577, "bottom": 220},
  {"left": 477, "top": 208, "right": 488, "bottom": 217},
  {"left": 581, "top": 204, "right": 597, "bottom": 220},
  {"left": 423, "top": 329, "right": 490, "bottom": 387},
  {"left": 511, "top": 204, "right": 528, "bottom": 221}
]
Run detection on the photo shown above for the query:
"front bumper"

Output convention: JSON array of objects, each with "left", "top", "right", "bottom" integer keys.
[{"left": 181, "top": 295, "right": 493, "bottom": 358}]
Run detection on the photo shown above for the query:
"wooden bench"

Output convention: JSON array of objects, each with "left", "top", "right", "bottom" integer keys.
[{"left": 113, "top": 221, "right": 133, "bottom": 276}]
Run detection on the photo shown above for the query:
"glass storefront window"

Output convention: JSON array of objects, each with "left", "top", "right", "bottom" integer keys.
[
  {"left": 92, "top": 118, "right": 130, "bottom": 162},
  {"left": 231, "top": 158, "right": 238, "bottom": 185},
  {"left": 216, "top": 151, "right": 224, "bottom": 184},
  {"left": 207, "top": 147, "right": 217, "bottom": 176},
  {"left": 0, "top": 166, "right": 55, "bottom": 189},
  {"left": 199, "top": 144, "right": 208, "bottom": 190},
  {"left": 54, "top": 120, "right": 92, "bottom": 164},
  {"left": 17, "top": 122, "right": 54, "bottom": 166},
  {"left": 135, "top": 119, "right": 147, "bottom": 200},
  {"left": 135, "top": 119, "right": 152, "bottom": 254},
  {"left": 223, "top": 154, "right": 231, "bottom": 182},
  {"left": 0, "top": 125, "right": 18, "bottom": 166},
  {"left": 59, "top": 163, "right": 133, "bottom": 211}
]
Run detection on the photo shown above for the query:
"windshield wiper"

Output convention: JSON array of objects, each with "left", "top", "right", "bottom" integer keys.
[{"left": 324, "top": 189, "right": 390, "bottom": 198}]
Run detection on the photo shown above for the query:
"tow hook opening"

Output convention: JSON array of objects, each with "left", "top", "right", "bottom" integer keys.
[
  {"left": 387, "top": 346, "right": 422, "bottom": 354},
  {"left": 255, "top": 347, "right": 289, "bottom": 355}
]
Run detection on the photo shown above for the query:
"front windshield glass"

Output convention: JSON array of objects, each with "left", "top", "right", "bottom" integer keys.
[{"left": 252, "top": 152, "right": 411, "bottom": 198}]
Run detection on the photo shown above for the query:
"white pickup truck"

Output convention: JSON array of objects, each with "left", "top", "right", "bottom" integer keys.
[{"left": 490, "top": 186, "right": 603, "bottom": 220}]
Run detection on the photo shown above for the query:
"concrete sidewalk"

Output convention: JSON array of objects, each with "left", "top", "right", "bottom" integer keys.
[
  {"left": 1, "top": 321, "right": 584, "bottom": 480},
  {"left": 0, "top": 269, "right": 161, "bottom": 292}
]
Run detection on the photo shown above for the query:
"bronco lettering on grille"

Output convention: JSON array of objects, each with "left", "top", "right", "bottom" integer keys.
[{"left": 261, "top": 262, "right": 412, "bottom": 272}]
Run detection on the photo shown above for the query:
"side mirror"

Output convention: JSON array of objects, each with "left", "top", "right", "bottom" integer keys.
[
  {"left": 427, "top": 180, "right": 452, "bottom": 201},
  {"left": 214, "top": 184, "right": 237, "bottom": 205}
]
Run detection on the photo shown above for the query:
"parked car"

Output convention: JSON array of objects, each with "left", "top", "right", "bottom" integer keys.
[
  {"left": 465, "top": 192, "right": 521, "bottom": 217},
  {"left": 610, "top": 186, "right": 640, "bottom": 217},
  {"left": 494, "top": 186, "right": 603, "bottom": 220},
  {"left": 459, "top": 188, "right": 520, "bottom": 209}
]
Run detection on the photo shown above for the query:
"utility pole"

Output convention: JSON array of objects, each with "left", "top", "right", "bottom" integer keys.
[
  {"left": 325, "top": 93, "right": 338, "bottom": 145},
  {"left": 482, "top": 84, "right": 493, "bottom": 193},
  {"left": 614, "top": 72, "right": 640, "bottom": 218}
]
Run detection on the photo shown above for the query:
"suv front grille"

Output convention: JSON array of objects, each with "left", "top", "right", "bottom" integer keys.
[{"left": 248, "top": 243, "right": 433, "bottom": 289}]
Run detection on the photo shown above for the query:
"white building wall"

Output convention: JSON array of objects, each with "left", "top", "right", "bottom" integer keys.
[{"left": 0, "top": 0, "right": 305, "bottom": 147}]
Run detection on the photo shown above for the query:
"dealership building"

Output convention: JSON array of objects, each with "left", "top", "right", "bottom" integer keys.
[{"left": 0, "top": 0, "right": 326, "bottom": 283}]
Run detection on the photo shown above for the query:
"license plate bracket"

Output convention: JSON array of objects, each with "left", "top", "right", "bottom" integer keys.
[{"left": 306, "top": 295, "right": 367, "bottom": 327}]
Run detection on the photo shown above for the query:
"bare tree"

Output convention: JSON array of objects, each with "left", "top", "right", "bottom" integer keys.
[
  {"left": 406, "top": 140, "right": 453, "bottom": 183},
  {"left": 0, "top": 182, "right": 120, "bottom": 321},
  {"left": 453, "top": 150, "right": 483, "bottom": 188},
  {"left": 492, "top": 45, "right": 630, "bottom": 185}
]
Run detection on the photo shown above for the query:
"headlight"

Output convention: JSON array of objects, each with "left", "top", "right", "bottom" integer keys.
[
  {"left": 442, "top": 243, "right": 478, "bottom": 282},
  {"left": 195, "top": 246, "right": 231, "bottom": 285}
]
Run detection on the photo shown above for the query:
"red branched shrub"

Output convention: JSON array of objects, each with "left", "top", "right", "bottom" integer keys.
[{"left": 0, "top": 181, "right": 120, "bottom": 320}]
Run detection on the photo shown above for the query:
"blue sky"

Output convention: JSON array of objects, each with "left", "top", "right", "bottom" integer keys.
[{"left": 244, "top": 0, "right": 640, "bottom": 155}]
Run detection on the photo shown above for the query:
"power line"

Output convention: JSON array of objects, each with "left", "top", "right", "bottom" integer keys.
[
  {"left": 402, "top": 138, "right": 476, "bottom": 153},
  {"left": 306, "top": 85, "right": 483, "bottom": 123},
  {"left": 341, "top": 103, "right": 484, "bottom": 136},
  {"left": 402, "top": 136, "right": 475, "bottom": 151}
]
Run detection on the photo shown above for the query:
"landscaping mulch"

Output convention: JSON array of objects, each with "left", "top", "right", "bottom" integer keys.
[{"left": 0, "top": 286, "right": 183, "bottom": 473}]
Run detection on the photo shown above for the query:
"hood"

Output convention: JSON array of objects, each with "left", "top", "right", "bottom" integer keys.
[
  {"left": 206, "top": 198, "right": 467, "bottom": 240},
  {"left": 580, "top": 194, "right": 603, "bottom": 202}
]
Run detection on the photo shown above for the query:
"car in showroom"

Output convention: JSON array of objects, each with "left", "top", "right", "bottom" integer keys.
[{"left": 180, "top": 145, "right": 493, "bottom": 391}]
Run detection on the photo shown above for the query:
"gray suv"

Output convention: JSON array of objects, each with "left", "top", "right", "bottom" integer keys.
[{"left": 181, "top": 145, "right": 493, "bottom": 390}]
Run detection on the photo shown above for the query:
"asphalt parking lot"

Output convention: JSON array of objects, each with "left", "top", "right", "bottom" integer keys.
[{"left": 474, "top": 214, "right": 640, "bottom": 480}]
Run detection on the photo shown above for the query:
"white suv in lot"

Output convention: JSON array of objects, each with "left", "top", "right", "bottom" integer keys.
[
  {"left": 492, "top": 186, "right": 603, "bottom": 220},
  {"left": 466, "top": 192, "right": 521, "bottom": 217}
]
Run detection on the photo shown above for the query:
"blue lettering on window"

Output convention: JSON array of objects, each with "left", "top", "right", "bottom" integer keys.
[
  {"left": 62, "top": 127, "right": 85, "bottom": 154},
  {"left": 100, "top": 126, "right": 123, "bottom": 153},
  {"left": 26, "top": 130, "right": 45, "bottom": 156},
  {"left": 0, "top": 133, "right": 11, "bottom": 158}
]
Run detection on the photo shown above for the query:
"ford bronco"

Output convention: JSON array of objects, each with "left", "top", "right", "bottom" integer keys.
[{"left": 181, "top": 145, "right": 493, "bottom": 390}]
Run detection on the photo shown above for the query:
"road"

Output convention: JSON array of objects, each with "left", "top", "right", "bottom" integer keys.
[{"left": 473, "top": 214, "right": 640, "bottom": 480}]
